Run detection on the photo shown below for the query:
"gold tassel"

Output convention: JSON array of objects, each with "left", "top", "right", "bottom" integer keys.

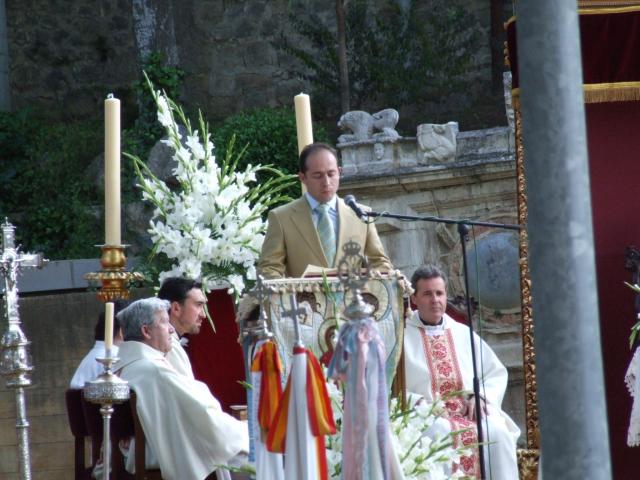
[
  {"left": 584, "top": 82, "right": 640, "bottom": 103},
  {"left": 511, "top": 81, "right": 640, "bottom": 106}
]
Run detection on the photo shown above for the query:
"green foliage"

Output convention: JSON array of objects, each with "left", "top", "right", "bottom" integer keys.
[
  {"left": 277, "top": 0, "right": 480, "bottom": 122},
  {"left": 0, "top": 109, "right": 102, "bottom": 258},
  {"left": 0, "top": 52, "right": 185, "bottom": 259},
  {"left": 133, "top": 52, "right": 185, "bottom": 139},
  {"left": 122, "top": 52, "right": 185, "bottom": 201},
  {"left": 211, "top": 107, "right": 330, "bottom": 200},
  {"left": 0, "top": 109, "right": 40, "bottom": 189}
]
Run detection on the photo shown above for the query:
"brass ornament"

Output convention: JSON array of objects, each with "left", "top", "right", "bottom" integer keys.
[{"left": 84, "top": 245, "right": 144, "bottom": 302}]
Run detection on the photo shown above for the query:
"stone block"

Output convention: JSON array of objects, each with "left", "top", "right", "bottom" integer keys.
[
  {"left": 456, "top": 126, "right": 511, "bottom": 159},
  {"left": 242, "top": 41, "right": 278, "bottom": 68},
  {"left": 209, "top": 72, "right": 237, "bottom": 96},
  {"left": 210, "top": 44, "right": 247, "bottom": 72}
]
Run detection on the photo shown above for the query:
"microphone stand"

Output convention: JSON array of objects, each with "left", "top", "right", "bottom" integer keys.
[{"left": 362, "top": 207, "right": 520, "bottom": 480}]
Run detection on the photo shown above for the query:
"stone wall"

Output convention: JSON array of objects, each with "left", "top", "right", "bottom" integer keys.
[
  {"left": 5, "top": 0, "right": 140, "bottom": 118},
  {"left": 4, "top": 0, "right": 500, "bottom": 124}
]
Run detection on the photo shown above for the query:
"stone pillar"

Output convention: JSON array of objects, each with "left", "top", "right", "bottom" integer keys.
[
  {"left": 0, "top": 0, "right": 10, "bottom": 111},
  {"left": 516, "top": 1, "right": 611, "bottom": 478}
]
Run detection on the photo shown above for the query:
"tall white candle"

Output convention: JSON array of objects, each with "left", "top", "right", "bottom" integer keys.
[
  {"left": 104, "top": 95, "right": 121, "bottom": 246},
  {"left": 104, "top": 302, "right": 114, "bottom": 352},
  {"left": 294, "top": 92, "right": 314, "bottom": 154}
]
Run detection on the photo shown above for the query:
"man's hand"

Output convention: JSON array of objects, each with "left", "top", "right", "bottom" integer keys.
[
  {"left": 465, "top": 394, "right": 487, "bottom": 421},
  {"left": 235, "top": 294, "right": 260, "bottom": 324}
]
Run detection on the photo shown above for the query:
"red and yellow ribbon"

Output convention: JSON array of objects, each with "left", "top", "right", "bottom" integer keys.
[
  {"left": 306, "top": 347, "right": 337, "bottom": 437},
  {"left": 265, "top": 347, "right": 336, "bottom": 453},
  {"left": 250, "top": 341, "right": 283, "bottom": 432}
]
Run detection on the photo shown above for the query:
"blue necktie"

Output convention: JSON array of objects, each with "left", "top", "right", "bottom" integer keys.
[{"left": 316, "top": 203, "right": 336, "bottom": 267}]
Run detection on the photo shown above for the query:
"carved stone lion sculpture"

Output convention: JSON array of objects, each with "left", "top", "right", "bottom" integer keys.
[
  {"left": 372, "top": 109, "right": 400, "bottom": 141},
  {"left": 416, "top": 121, "right": 459, "bottom": 163},
  {"left": 337, "top": 108, "right": 400, "bottom": 144},
  {"left": 337, "top": 110, "right": 374, "bottom": 143}
]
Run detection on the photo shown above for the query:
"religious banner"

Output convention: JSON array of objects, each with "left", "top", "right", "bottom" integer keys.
[{"left": 258, "top": 273, "right": 408, "bottom": 387}]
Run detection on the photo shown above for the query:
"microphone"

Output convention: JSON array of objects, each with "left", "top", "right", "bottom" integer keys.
[{"left": 344, "top": 195, "right": 367, "bottom": 220}]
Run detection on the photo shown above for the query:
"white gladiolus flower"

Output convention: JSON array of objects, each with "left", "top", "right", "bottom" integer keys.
[
  {"left": 186, "top": 132, "right": 206, "bottom": 160},
  {"left": 156, "top": 95, "right": 173, "bottom": 127},
  {"left": 414, "top": 399, "right": 430, "bottom": 418},
  {"left": 324, "top": 376, "right": 469, "bottom": 479},
  {"left": 132, "top": 87, "right": 294, "bottom": 301}
]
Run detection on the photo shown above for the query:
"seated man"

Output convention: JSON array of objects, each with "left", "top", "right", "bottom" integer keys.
[
  {"left": 115, "top": 298, "right": 249, "bottom": 480},
  {"left": 69, "top": 300, "right": 126, "bottom": 389},
  {"left": 158, "top": 276, "right": 208, "bottom": 378},
  {"left": 70, "top": 301, "right": 127, "bottom": 479},
  {"left": 404, "top": 265, "right": 520, "bottom": 479}
]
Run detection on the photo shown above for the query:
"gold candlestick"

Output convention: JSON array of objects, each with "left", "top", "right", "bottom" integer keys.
[
  {"left": 84, "top": 243, "right": 143, "bottom": 480},
  {"left": 84, "top": 245, "right": 144, "bottom": 302}
]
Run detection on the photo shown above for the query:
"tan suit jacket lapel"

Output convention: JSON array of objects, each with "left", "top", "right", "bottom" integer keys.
[{"left": 290, "top": 198, "right": 328, "bottom": 267}]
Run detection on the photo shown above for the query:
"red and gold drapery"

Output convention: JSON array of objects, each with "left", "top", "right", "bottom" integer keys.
[
  {"left": 506, "top": 5, "right": 640, "bottom": 104},
  {"left": 505, "top": 5, "right": 640, "bottom": 478}
]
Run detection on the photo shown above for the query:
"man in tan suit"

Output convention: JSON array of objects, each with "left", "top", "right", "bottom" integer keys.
[{"left": 258, "top": 143, "right": 392, "bottom": 279}]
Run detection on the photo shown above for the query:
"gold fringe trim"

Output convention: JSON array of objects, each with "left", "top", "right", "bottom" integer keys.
[
  {"left": 505, "top": 5, "right": 640, "bottom": 29},
  {"left": 580, "top": 5, "right": 640, "bottom": 14},
  {"left": 584, "top": 81, "right": 640, "bottom": 102},
  {"left": 579, "top": 0, "right": 640, "bottom": 4},
  {"left": 511, "top": 81, "right": 640, "bottom": 106}
]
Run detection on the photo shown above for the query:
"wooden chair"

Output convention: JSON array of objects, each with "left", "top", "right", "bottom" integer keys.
[
  {"left": 65, "top": 388, "right": 96, "bottom": 480},
  {"left": 110, "top": 391, "right": 163, "bottom": 480},
  {"left": 80, "top": 390, "right": 133, "bottom": 480}
]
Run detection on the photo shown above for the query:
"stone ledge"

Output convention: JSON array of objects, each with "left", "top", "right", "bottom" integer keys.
[
  {"left": 10, "top": 258, "right": 138, "bottom": 294},
  {"left": 339, "top": 126, "right": 514, "bottom": 179}
]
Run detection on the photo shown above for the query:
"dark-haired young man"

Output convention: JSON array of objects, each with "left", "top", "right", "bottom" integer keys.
[
  {"left": 258, "top": 142, "right": 392, "bottom": 279},
  {"left": 158, "top": 276, "right": 207, "bottom": 378}
]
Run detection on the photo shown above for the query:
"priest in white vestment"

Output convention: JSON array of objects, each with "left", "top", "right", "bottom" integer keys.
[
  {"left": 115, "top": 298, "right": 249, "bottom": 480},
  {"left": 404, "top": 265, "right": 520, "bottom": 480},
  {"left": 158, "top": 277, "right": 208, "bottom": 378}
]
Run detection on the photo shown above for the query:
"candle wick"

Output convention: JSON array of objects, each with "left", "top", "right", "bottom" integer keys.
[{"left": 107, "top": 93, "right": 114, "bottom": 99}]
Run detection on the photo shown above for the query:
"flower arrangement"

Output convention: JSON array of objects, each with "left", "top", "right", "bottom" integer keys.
[
  {"left": 128, "top": 79, "right": 296, "bottom": 298},
  {"left": 325, "top": 380, "right": 473, "bottom": 480},
  {"left": 625, "top": 282, "right": 640, "bottom": 348}
]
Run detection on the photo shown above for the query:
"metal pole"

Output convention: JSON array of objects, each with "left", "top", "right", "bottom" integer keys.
[
  {"left": 1, "top": 220, "right": 46, "bottom": 480},
  {"left": 458, "top": 222, "right": 486, "bottom": 479},
  {"left": 14, "top": 386, "right": 31, "bottom": 480},
  {"left": 516, "top": 1, "right": 611, "bottom": 478},
  {"left": 100, "top": 404, "right": 113, "bottom": 480}
]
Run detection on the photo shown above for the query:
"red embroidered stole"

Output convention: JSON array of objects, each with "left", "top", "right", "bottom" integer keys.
[{"left": 420, "top": 328, "right": 480, "bottom": 478}]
